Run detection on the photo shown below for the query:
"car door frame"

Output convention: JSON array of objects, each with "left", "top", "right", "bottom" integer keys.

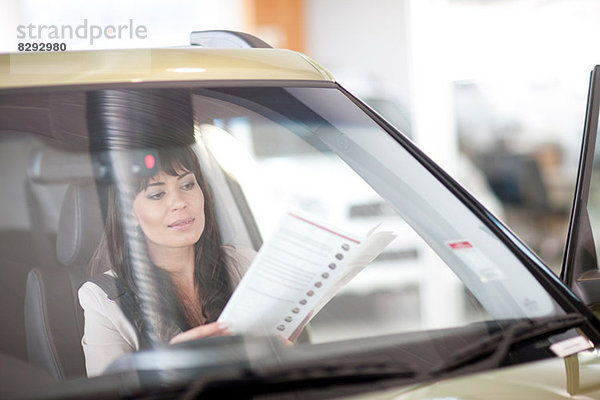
[{"left": 561, "top": 65, "right": 600, "bottom": 308}]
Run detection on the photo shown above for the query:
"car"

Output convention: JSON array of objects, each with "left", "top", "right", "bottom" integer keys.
[{"left": 1, "top": 30, "right": 600, "bottom": 399}]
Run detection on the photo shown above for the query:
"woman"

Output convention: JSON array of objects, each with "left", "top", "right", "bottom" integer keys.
[{"left": 78, "top": 145, "right": 255, "bottom": 377}]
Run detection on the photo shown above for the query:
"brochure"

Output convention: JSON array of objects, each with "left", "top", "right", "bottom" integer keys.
[{"left": 218, "top": 210, "right": 396, "bottom": 339}]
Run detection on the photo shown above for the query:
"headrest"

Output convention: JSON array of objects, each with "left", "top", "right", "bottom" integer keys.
[
  {"left": 56, "top": 183, "right": 104, "bottom": 267},
  {"left": 28, "top": 145, "right": 95, "bottom": 184}
]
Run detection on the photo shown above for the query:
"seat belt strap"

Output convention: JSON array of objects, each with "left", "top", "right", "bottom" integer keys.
[{"left": 86, "top": 274, "right": 146, "bottom": 347}]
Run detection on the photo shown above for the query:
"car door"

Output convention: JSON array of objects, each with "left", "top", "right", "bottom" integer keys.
[{"left": 561, "top": 65, "right": 600, "bottom": 313}]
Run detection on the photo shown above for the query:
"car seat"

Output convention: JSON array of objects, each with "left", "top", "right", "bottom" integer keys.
[
  {"left": 23, "top": 146, "right": 103, "bottom": 380},
  {"left": 24, "top": 181, "right": 103, "bottom": 379}
]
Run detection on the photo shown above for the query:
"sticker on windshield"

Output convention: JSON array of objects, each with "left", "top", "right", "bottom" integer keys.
[
  {"left": 447, "top": 240, "right": 506, "bottom": 282},
  {"left": 550, "top": 335, "right": 593, "bottom": 358}
]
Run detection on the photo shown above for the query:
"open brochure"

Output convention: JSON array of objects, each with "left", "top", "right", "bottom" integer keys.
[{"left": 218, "top": 210, "right": 396, "bottom": 339}]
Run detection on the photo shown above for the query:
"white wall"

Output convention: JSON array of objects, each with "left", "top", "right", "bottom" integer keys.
[
  {"left": 0, "top": 0, "right": 21, "bottom": 51},
  {"left": 305, "top": 0, "right": 459, "bottom": 177},
  {"left": 304, "top": 0, "right": 411, "bottom": 109}
]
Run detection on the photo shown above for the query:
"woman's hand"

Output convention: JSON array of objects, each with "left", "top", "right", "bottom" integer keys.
[
  {"left": 278, "top": 335, "right": 294, "bottom": 347},
  {"left": 169, "top": 322, "right": 233, "bottom": 344},
  {"left": 278, "top": 311, "right": 314, "bottom": 347}
]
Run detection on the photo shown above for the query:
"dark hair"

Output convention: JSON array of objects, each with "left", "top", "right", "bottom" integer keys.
[{"left": 87, "top": 89, "right": 233, "bottom": 341}]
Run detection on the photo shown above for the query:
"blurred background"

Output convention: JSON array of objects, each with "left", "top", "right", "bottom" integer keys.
[{"left": 3, "top": 0, "right": 600, "bottom": 274}]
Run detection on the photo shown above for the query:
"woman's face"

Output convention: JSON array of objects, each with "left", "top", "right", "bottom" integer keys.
[{"left": 132, "top": 168, "right": 205, "bottom": 253}]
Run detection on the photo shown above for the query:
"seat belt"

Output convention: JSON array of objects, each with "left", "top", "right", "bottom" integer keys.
[{"left": 86, "top": 274, "right": 149, "bottom": 348}]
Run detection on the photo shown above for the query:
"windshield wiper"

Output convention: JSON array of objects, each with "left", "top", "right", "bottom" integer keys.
[
  {"left": 178, "top": 358, "right": 418, "bottom": 400},
  {"left": 430, "top": 313, "right": 587, "bottom": 376}
]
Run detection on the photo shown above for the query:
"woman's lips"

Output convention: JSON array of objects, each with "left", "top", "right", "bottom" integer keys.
[{"left": 168, "top": 217, "right": 195, "bottom": 230}]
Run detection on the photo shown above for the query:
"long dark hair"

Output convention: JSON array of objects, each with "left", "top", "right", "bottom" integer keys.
[{"left": 87, "top": 89, "right": 233, "bottom": 341}]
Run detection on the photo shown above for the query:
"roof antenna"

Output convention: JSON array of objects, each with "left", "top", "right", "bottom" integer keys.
[{"left": 190, "top": 30, "right": 272, "bottom": 48}]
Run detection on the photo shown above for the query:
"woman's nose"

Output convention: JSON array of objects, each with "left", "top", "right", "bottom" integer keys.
[{"left": 169, "top": 192, "right": 187, "bottom": 210}]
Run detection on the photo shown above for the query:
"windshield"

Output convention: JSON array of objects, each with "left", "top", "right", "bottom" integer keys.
[{"left": 0, "top": 84, "right": 574, "bottom": 398}]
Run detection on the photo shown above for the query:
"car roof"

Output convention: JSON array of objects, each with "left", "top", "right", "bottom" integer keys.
[{"left": 0, "top": 48, "right": 335, "bottom": 89}]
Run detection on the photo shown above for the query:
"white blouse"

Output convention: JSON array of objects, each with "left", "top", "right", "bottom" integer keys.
[{"left": 78, "top": 246, "right": 255, "bottom": 377}]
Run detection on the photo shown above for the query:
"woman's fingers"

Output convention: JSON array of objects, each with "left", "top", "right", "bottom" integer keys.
[
  {"left": 169, "top": 322, "right": 233, "bottom": 344},
  {"left": 278, "top": 335, "right": 294, "bottom": 347},
  {"left": 288, "top": 311, "right": 313, "bottom": 342}
]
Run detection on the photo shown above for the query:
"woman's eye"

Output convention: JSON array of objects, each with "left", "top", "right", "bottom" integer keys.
[
  {"left": 181, "top": 182, "right": 196, "bottom": 190},
  {"left": 147, "top": 191, "right": 165, "bottom": 200}
]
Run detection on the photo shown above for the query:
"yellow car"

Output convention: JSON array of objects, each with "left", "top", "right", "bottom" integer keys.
[{"left": 1, "top": 31, "right": 600, "bottom": 399}]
